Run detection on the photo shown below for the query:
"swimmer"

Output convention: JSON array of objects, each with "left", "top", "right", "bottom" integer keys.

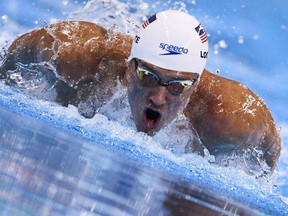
[{"left": 0, "top": 10, "right": 281, "bottom": 175}]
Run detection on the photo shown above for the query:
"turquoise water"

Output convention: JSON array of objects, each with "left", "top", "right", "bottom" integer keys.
[{"left": 0, "top": 0, "right": 288, "bottom": 215}]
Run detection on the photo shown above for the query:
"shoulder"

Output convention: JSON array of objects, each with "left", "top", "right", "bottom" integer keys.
[{"left": 184, "top": 69, "right": 281, "bottom": 171}]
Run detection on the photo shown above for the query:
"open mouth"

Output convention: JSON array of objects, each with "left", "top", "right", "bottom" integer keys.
[{"left": 143, "top": 108, "right": 161, "bottom": 129}]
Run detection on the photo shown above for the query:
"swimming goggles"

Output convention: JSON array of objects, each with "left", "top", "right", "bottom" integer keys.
[{"left": 135, "top": 66, "right": 197, "bottom": 95}]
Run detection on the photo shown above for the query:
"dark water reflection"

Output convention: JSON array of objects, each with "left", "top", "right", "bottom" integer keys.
[{"left": 0, "top": 107, "right": 262, "bottom": 215}]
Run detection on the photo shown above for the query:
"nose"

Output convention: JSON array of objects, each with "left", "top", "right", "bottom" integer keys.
[{"left": 149, "top": 86, "right": 167, "bottom": 107}]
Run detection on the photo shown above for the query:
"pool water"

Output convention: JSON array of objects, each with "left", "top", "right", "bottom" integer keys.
[
  {"left": 0, "top": 105, "right": 267, "bottom": 215},
  {"left": 0, "top": 0, "right": 288, "bottom": 215}
]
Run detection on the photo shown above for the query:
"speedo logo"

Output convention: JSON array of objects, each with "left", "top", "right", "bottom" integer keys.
[{"left": 159, "top": 43, "right": 189, "bottom": 55}]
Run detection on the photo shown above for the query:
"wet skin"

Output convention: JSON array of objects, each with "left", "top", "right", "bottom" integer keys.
[{"left": 126, "top": 59, "right": 199, "bottom": 136}]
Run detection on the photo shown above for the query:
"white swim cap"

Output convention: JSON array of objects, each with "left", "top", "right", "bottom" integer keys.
[{"left": 128, "top": 10, "right": 208, "bottom": 74}]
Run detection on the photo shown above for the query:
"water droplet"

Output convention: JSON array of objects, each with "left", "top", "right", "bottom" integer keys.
[
  {"left": 218, "top": 40, "right": 227, "bottom": 48},
  {"left": 238, "top": 35, "right": 244, "bottom": 44},
  {"left": 63, "top": 0, "right": 68, "bottom": 6},
  {"left": 1, "top": 15, "right": 8, "bottom": 21}
]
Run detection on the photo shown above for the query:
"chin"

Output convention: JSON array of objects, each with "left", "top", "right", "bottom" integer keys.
[{"left": 145, "top": 127, "right": 161, "bottom": 136}]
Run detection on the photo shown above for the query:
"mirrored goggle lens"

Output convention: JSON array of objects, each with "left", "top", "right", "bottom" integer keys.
[
  {"left": 136, "top": 67, "right": 194, "bottom": 95},
  {"left": 136, "top": 67, "right": 159, "bottom": 86},
  {"left": 166, "top": 81, "right": 186, "bottom": 95}
]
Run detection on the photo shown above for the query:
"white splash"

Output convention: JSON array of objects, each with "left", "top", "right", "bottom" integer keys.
[{"left": 242, "top": 94, "right": 257, "bottom": 116}]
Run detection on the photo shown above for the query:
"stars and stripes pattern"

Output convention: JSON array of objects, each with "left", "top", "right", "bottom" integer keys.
[
  {"left": 195, "top": 24, "right": 208, "bottom": 43},
  {"left": 142, "top": 14, "right": 157, "bottom": 29}
]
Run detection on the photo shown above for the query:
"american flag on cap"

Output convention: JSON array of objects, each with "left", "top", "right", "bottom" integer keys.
[
  {"left": 195, "top": 24, "right": 208, "bottom": 43},
  {"left": 142, "top": 14, "right": 157, "bottom": 29}
]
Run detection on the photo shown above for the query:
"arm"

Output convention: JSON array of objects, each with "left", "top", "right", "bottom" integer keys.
[
  {"left": 184, "top": 70, "right": 281, "bottom": 172},
  {"left": 0, "top": 21, "right": 132, "bottom": 112}
]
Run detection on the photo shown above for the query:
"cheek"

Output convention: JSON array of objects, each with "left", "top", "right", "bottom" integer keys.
[
  {"left": 169, "top": 98, "right": 184, "bottom": 112},
  {"left": 168, "top": 92, "right": 191, "bottom": 112},
  {"left": 127, "top": 82, "right": 146, "bottom": 107}
]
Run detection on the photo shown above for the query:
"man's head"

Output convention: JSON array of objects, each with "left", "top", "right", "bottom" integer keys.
[{"left": 126, "top": 10, "right": 208, "bottom": 135}]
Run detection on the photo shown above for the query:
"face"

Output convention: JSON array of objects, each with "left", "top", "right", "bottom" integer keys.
[{"left": 126, "top": 59, "right": 199, "bottom": 136}]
